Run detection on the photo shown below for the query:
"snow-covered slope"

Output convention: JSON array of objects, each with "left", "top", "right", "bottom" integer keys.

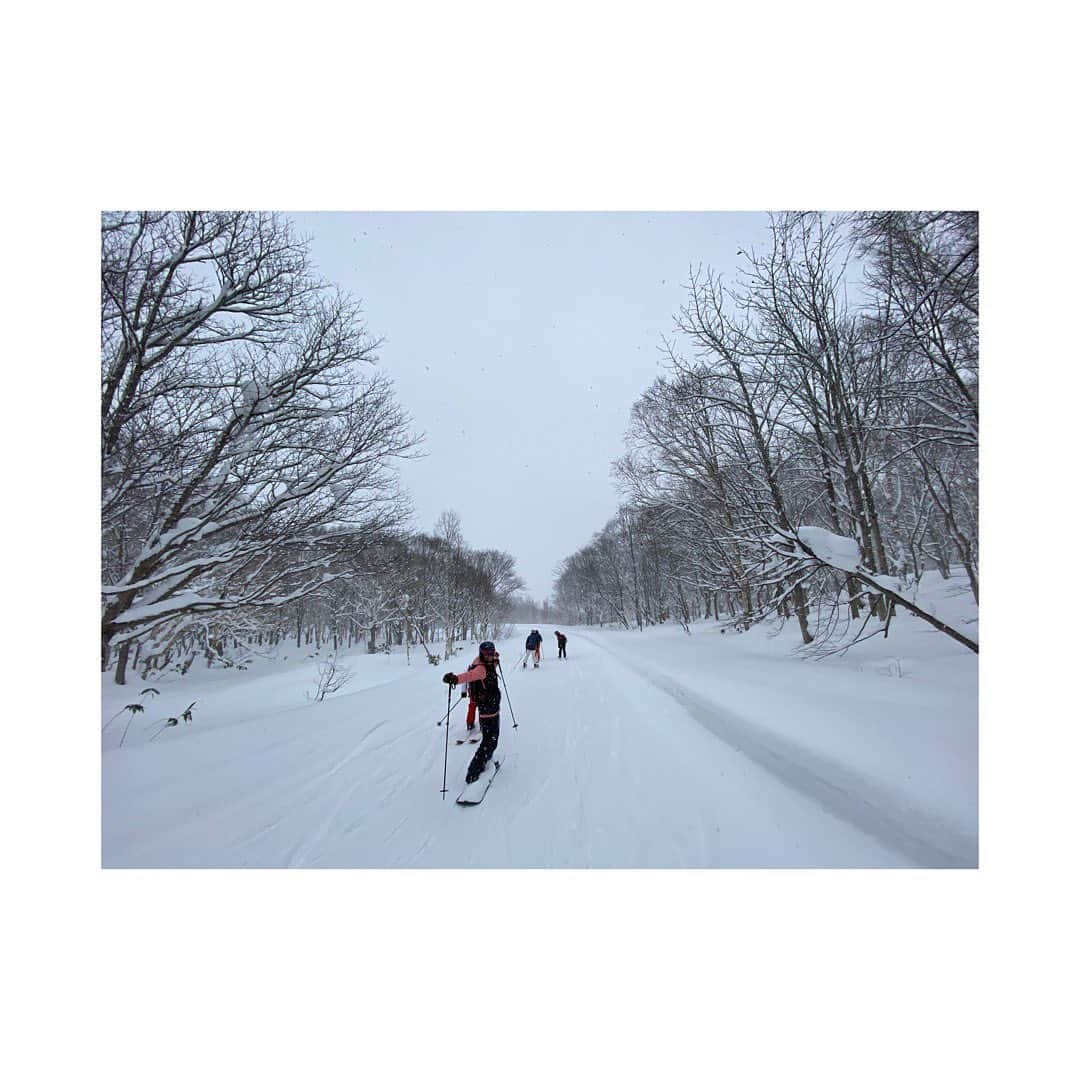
[{"left": 102, "top": 580, "right": 977, "bottom": 868}]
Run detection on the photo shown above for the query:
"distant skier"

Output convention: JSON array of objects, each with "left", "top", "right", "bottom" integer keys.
[
  {"left": 524, "top": 629, "right": 542, "bottom": 668},
  {"left": 555, "top": 630, "right": 567, "bottom": 659},
  {"left": 443, "top": 641, "right": 501, "bottom": 784}
]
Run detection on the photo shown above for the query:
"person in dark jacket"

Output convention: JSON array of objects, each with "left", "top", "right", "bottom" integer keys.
[
  {"left": 554, "top": 630, "right": 567, "bottom": 659},
  {"left": 524, "top": 629, "right": 542, "bottom": 668},
  {"left": 443, "top": 641, "right": 501, "bottom": 783}
]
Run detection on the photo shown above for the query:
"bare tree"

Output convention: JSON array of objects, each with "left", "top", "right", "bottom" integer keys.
[
  {"left": 101, "top": 212, "right": 419, "bottom": 682},
  {"left": 565, "top": 210, "right": 978, "bottom": 656}
]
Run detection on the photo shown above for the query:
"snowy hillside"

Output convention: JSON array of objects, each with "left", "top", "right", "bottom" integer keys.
[{"left": 102, "top": 574, "right": 977, "bottom": 868}]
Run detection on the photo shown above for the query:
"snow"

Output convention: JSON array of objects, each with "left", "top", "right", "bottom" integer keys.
[
  {"left": 796, "top": 525, "right": 862, "bottom": 571},
  {"left": 102, "top": 574, "right": 977, "bottom": 868},
  {"left": 112, "top": 589, "right": 207, "bottom": 623}
]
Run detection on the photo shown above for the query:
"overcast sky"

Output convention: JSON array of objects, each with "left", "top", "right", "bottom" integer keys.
[{"left": 296, "top": 212, "right": 774, "bottom": 600}]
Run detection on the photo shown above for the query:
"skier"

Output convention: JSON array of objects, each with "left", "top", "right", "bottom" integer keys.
[
  {"left": 442, "top": 641, "right": 502, "bottom": 784},
  {"left": 524, "top": 629, "right": 542, "bottom": 668},
  {"left": 463, "top": 685, "right": 477, "bottom": 734},
  {"left": 555, "top": 630, "right": 567, "bottom": 659},
  {"left": 454, "top": 682, "right": 477, "bottom": 738}
]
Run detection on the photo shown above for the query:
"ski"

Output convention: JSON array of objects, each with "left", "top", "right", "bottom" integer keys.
[
  {"left": 456, "top": 754, "right": 506, "bottom": 805},
  {"left": 456, "top": 737, "right": 480, "bottom": 745}
]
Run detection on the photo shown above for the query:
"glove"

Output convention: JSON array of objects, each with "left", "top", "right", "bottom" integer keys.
[{"left": 442, "top": 672, "right": 458, "bottom": 686}]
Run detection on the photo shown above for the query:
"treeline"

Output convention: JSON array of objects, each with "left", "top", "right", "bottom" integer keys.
[
  {"left": 122, "top": 511, "right": 522, "bottom": 681},
  {"left": 506, "top": 597, "right": 566, "bottom": 627},
  {"left": 555, "top": 212, "right": 978, "bottom": 652},
  {"left": 101, "top": 212, "right": 521, "bottom": 683}
]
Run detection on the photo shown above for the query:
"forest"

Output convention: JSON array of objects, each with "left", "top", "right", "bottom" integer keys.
[
  {"left": 554, "top": 212, "right": 978, "bottom": 655},
  {"left": 101, "top": 212, "right": 521, "bottom": 684},
  {"left": 102, "top": 211, "right": 978, "bottom": 686}
]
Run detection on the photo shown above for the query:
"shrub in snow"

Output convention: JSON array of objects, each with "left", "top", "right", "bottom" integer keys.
[
  {"left": 107, "top": 702, "right": 144, "bottom": 747},
  {"left": 308, "top": 655, "right": 354, "bottom": 702}
]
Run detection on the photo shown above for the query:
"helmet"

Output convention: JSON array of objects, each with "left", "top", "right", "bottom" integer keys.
[{"left": 479, "top": 641, "right": 496, "bottom": 655}]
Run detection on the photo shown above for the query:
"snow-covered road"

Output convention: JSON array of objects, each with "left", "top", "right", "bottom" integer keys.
[{"left": 102, "top": 622, "right": 977, "bottom": 868}]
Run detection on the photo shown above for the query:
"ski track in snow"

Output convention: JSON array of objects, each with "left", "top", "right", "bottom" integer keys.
[
  {"left": 102, "top": 625, "right": 976, "bottom": 868},
  {"left": 579, "top": 632, "right": 975, "bottom": 867}
]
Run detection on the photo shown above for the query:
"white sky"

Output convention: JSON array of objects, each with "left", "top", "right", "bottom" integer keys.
[{"left": 296, "top": 211, "right": 773, "bottom": 599}]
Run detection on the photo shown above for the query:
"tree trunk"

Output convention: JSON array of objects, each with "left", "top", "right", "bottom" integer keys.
[
  {"left": 792, "top": 582, "right": 814, "bottom": 644},
  {"left": 848, "top": 567, "right": 978, "bottom": 653},
  {"left": 113, "top": 640, "right": 131, "bottom": 686}
]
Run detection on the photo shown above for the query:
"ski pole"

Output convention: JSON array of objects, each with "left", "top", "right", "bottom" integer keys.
[
  {"left": 441, "top": 684, "right": 452, "bottom": 799},
  {"left": 436, "top": 695, "right": 464, "bottom": 727},
  {"left": 497, "top": 663, "right": 518, "bottom": 730}
]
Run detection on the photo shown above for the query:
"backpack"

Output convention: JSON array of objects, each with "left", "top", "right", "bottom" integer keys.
[{"left": 467, "top": 658, "right": 501, "bottom": 714}]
